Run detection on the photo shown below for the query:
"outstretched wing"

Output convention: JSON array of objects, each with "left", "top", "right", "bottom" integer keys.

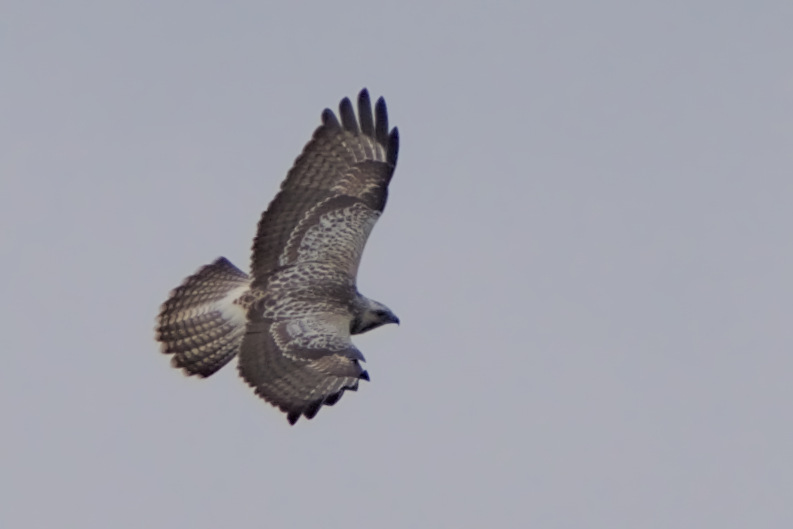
[
  {"left": 250, "top": 89, "right": 399, "bottom": 285},
  {"left": 238, "top": 310, "right": 369, "bottom": 424}
]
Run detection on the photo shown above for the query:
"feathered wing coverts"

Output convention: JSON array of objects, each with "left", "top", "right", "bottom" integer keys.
[{"left": 156, "top": 90, "right": 399, "bottom": 424}]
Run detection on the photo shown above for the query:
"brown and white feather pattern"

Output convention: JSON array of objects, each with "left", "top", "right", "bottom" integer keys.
[
  {"left": 156, "top": 257, "right": 251, "bottom": 378},
  {"left": 155, "top": 89, "right": 399, "bottom": 425},
  {"left": 250, "top": 90, "right": 397, "bottom": 281},
  {"left": 279, "top": 197, "right": 380, "bottom": 276}
]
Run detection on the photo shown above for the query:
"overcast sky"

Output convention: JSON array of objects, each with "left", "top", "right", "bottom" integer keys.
[{"left": 3, "top": 1, "right": 792, "bottom": 527}]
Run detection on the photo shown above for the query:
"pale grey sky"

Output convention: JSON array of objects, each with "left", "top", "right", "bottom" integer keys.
[{"left": 3, "top": 1, "right": 792, "bottom": 527}]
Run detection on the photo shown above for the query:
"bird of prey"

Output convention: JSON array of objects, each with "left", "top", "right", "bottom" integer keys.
[{"left": 155, "top": 89, "right": 400, "bottom": 424}]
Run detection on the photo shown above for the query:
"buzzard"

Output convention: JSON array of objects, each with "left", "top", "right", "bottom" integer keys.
[{"left": 156, "top": 89, "right": 399, "bottom": 424}]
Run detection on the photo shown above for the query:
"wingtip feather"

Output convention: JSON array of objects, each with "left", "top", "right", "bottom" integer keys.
[
  {"left": 374, "top": 97, "right": 389, "bottom": 146},
  {"left": 358, "top": 89, "right": 374, "bottom": 136},
  {"left": 304, "top": 399, "right": 323, "bottom": 420},
  {"left": 339, "top": 97, "right": 359, "bottom": 134},
  {"left": 324, "top": 390, "right": 343, "bottom": 406},
  {"left": 322, "top": 108, "right": 341, "bottom": 129},
  {"left": 387, "top": 128, "right": 399, "bottom": 166}
]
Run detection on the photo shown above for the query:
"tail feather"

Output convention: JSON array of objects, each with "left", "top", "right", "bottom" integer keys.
[{"left": 156, "top": 257, "right": 251, "bottom": 377}]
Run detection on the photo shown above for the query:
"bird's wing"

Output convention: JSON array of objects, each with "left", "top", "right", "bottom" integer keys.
[
  {"left": 238, "top": 309, "right": 369, "bottom": 424},
  {"left": 250, "top": 89, "right": 399, "bottom": 284}
]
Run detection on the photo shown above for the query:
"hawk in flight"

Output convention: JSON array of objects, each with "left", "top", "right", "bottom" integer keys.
[{"left": 156, "top": 89, "right": 400, "bottom": 424}]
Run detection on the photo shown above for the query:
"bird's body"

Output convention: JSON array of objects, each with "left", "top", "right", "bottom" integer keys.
[{"left": 156, "top": 90, "right": 399, "bottom": 424}]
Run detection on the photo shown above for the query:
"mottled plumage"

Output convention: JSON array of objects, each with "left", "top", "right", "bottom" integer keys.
[{"left": 156, "top": 90, "right": 399, "bottom": 424}]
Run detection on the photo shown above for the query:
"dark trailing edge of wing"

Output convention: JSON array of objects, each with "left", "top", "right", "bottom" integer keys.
[{"left": 285, "top": 370, "right": 369, "bottom": 425}]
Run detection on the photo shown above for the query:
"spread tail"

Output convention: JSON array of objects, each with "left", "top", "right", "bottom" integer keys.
[{"left": 156, "top": 257, "right": 251, "bottom": 377}]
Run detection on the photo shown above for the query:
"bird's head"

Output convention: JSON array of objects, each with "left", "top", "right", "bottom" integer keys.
[{"left": 351, "top": 297, "right": 399, "bottom": 334}]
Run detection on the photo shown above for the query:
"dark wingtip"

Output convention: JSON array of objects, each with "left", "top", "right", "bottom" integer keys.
[
  {"left": 387, "top": 128, "right": 399, "bottom": 166},
  {"left": 374, "top": 96, "right": 389, "bottom": 146},
  {"left": 358, "top": 89, "right": 374, "bottom": 136},
  {"left": 324, "top": 90, "right": 397, "bottom": 165},
  {"left": 339, "top": 97, "right": 359, "bottom": 134},
  {"left": 286, "top": 411, "right": 300, "bottom": 425},
  {"left": 304, "top": 400, "right": 323, "bottom": 420},
  {"left": 324, "top": 390, "right": 343, "bottom": 407},
  {"left": 322, "top": 108, "right": 341, "bottom": 129},
  {"left": 359, "top": 370, "right": 370, "bottom": 382}
]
